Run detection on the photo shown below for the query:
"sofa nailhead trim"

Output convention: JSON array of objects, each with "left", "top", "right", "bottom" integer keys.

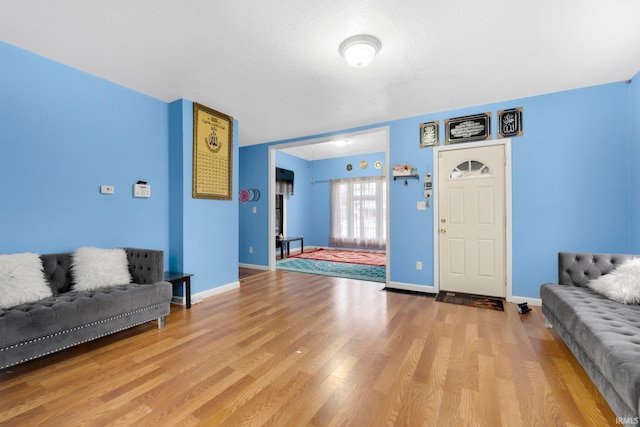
[{"left": 1, "top": 302, "right": 169, "bottom": 370}]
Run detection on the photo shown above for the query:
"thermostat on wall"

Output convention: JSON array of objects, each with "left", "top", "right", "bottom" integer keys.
[{"left": 133, "top": 183, "right": 151, "bottom": 198}]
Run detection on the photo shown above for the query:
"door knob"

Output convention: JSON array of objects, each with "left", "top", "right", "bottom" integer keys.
[{"left": 440, "top": 228, "right": 447, "bottom": 233}]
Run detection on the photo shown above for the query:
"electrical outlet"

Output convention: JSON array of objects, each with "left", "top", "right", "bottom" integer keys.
[
  {"left": 249, "top": 246, "right": 253, "bottom": 253},
  {"left": 253, "top": 206, "right": 257, "bottom": 214},
  {"left": 416, "top": 261, "right": 422, "bottom": 270}
]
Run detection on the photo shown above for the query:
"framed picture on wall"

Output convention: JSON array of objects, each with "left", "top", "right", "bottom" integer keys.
[
  {"left": 498, "top": 107, "right": 523, "bottom": 138},
  {"left": 419, "top": 121, "right": 439, "bottom": 148},
  {"left": 192, "top": 102, "right": 234, "bottom": 200},
  {"left": 445, "top": 113, "right": 491, "bottom": 144}
]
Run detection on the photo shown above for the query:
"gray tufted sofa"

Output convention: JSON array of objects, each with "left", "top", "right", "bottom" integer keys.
[
  {"left": 540, "top": 252, "right": 640, "bottom": 424},
  {"left": 0, "top": 248, "right": 172, "bottom": 369}
]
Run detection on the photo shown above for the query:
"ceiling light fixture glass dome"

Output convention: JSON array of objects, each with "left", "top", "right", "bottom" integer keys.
[
  {"left": 339, "top": 34, "right": 381, "bottom": 67},
  {"left": 332, "top": 139, "right": 350, "bottom": 147}
]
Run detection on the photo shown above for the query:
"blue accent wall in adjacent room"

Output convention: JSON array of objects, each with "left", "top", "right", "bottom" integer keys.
[
  {"left": 0, "top": 41, "right": 169, "bottom": 258},
  {"left": 238, "top": 147, "right": 387, "bottom": 266},
  {"left": 275, "top": 151, "right": 310, "bottom": 253},
  {"left": 307, "top": 152, "right": 386, "bottom": 248}
]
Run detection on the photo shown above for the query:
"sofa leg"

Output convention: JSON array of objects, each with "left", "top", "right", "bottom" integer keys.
[
  {"left": 157, "top": 316, "right": 166, "bottom": 329},
  {"left": 543, "top": 315, "right": 553, "bottom": 329}
]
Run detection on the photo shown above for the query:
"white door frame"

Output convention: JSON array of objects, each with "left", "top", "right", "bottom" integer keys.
[{"left": 433, "top": 139, "right": 513, "bottom": 301}]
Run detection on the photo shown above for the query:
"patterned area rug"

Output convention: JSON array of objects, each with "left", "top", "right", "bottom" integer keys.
[
  {"left": 289, "top": 249, "right": 386, "bottom": 266},
  {"left": 276, "top": 258, "right": 386, "bottom": 283},
  {"left": 435, "top": 291, "right": 504, "bottom": 311}
]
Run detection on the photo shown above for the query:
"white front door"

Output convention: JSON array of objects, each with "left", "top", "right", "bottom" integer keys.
[{"left": 438, "top": 144, "right": 506, "bottom": 297}]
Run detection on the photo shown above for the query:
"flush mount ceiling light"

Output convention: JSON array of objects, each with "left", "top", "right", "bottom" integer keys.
[
  {"left": 339, "top": 34, "right": 381, "bottom": 67},
  {"left": 332, "top": 139, "right": 350, "bottom": 147}
]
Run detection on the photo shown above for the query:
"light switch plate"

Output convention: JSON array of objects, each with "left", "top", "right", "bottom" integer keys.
[{"left": 417, "top": 201, "right": 426, "bottom": 210}]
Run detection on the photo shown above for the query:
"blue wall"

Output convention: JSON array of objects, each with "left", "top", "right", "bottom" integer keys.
[
  {"left": 308, "top": 152, "right": 386, "bottom": 248},
  {"left": 238, "top": 149, "right": 387, "bottom": 264},
  {"left": 239, "top": 144, "right": 269, "bottom": 265},
  {"left": 275, "top": 151, "right": 310, "bottom": 252},
  {"left": 4, "top": 40, "right": 635, "bottom": 300},
  {"left": 631, "top": 74, "right": 640, "bottom": 254},
  {"left": 510, "top": 83, "right": 630, "bottom": 295},
  {"left": 1, "top": 42, "right": 239, "bottom": 296},
  {"left": 168, "top": 99, "right": 239, "bottom": 294},
  {"left": 239, "top": 81, "right": 635, "bottom": 299},
  {"left": 0, "top": 42, "right": 169, "bottom": 257}
]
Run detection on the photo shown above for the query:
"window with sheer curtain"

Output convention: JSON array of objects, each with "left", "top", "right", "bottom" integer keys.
[{"left": 330, "top": 176, "right": 386, "bottom": 249}]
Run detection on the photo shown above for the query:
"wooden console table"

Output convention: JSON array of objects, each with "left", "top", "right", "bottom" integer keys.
[
  {"left": 277, "top": 236, "right": 303, "bottom": 259},
  {"left": 164, "top": 271, "right": 193, "bottom": 309}
]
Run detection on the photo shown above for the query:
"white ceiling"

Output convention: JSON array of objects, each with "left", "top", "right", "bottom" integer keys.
[
  {"left": 277, "top": 129, "right": 388, "bottom": 160},
  {"left": 2, "top": 1, "right": 640, "bottom": 151}
]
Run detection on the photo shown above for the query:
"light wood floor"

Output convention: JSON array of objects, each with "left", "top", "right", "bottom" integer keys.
[
  {"left": 239, "top": 266, "right": 267, "bottom": 281},
  {"left": 0, "top": 270, "right": 617, "bottom": 426}
]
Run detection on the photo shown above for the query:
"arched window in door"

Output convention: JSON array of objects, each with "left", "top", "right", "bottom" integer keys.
[{"left": 449, "top": 160, "right": 491, "bottom": 179}]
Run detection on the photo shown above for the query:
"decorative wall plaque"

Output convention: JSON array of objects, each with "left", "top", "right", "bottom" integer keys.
[
  {"left": 419, "top": 120, "right": 439, "bottom": 147},
  {"left": 193, "top": 102, "right": 233, "bottom": 200},
  {"left": 445, "top": 113, "right": 491, "bottom": 144},
  {"left": 498, "top": 107, "right": 523, "bottom": 138}
]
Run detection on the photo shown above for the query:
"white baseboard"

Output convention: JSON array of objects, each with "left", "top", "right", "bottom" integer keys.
[
  {"left": 385, "top": 281, "right": 542, "bottom": 306},
  {"left": 171, "top": 281, "right": 240, "bottom": 306},
  {"left": 239, "top": 263, "right": 269, "bottom": 270},
  {"left": 508, "top": 295, "right": 542, "bottom": 306},
  {"left": 168, "top": 274, "right": 542, "bottom": 307},
  {"left": 386, "top": 281, "right": 436, "bottom": 294},
  {"left": 314, "top": 246, "right": 385, "bottom": 253}
]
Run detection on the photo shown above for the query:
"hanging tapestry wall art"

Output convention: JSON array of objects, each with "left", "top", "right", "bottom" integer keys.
[{"left": 193, "top": 102, "right": 233, "bottom": 200}]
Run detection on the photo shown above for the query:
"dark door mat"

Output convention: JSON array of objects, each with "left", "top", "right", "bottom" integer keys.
[
  {"left": 435, "top": 291, "right": 504, "bottom": 311},
  {"left": 381, "top": 287, "right": 436, "bottom": 297}
]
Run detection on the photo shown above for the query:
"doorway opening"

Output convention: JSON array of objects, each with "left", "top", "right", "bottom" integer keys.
[{"left": 267, "top": 127, "right": 391, "bottom": 282}]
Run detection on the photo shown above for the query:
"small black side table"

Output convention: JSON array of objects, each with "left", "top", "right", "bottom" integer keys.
[
  {"left": 277, "top": 236, "right": 304, "bottom": 259},
  {"left": 164, "top": 272, "right": 193, "bottom": 309}
]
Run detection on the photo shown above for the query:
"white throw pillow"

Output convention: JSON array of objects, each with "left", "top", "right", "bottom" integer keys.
[
  {"left": 72, "top": 247, "right": 132, "bottom": 291},
  {"left": 587, "top": 257, "right": 640, "bottom": 304},
  {"left": 0, "top": 252, "right": 52, "bottom": 309}
]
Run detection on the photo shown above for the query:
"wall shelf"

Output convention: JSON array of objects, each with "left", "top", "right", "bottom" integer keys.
[{"left": 393, "top": 174, "right": 419, "bottom": 185}]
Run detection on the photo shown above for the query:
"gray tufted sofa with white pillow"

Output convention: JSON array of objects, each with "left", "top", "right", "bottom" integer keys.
[
  {"left": 0, "top": 247, "right": 172, "bottom": 369},
  {"left": 541, "top": 252, "right": 640, "bottom": 424}
]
